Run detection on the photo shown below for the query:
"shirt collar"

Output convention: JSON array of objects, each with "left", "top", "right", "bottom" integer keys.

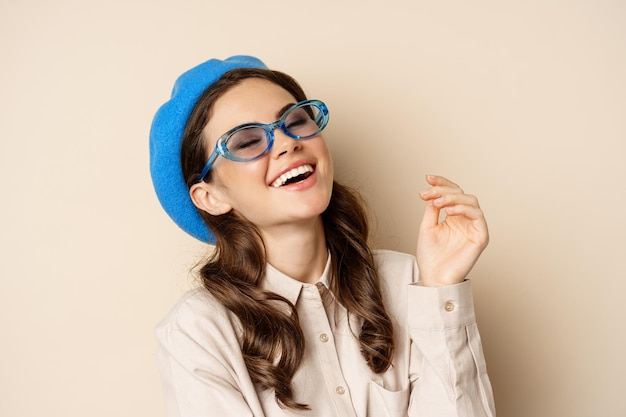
[{"left": 262, "top": 253, "right": 332, "bottom": 305}]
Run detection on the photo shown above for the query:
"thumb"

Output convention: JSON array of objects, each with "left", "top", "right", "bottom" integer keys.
[{"left": 420, "top": 198, "right": 441, "bottom": 229}]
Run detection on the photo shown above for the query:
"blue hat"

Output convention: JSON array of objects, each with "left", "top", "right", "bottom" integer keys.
[{"left": 149, "top": 55, "right": 268, "bottom": 243}]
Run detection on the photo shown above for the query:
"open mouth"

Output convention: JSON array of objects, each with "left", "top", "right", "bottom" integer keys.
[{"left": 271, "top": 164, "right": 314, "bottom": 188}]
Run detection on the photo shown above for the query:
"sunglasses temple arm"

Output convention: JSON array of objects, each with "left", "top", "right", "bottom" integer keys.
[{"left": 198, "top": 150, "right": 219, "bottom": 182}]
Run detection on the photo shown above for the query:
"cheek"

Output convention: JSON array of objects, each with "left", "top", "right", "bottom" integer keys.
[
  {"left": 316, "top": 140, "right": 334, "bottom": 173},
  {"left": 214, "top": 158, "right": 269, "bottom": 190},
  {"left": 239, "top": 157, "right": 270, "bottom": 181},
  {"left": 316, "top": 136, "right": 332, "bottom": 155}
]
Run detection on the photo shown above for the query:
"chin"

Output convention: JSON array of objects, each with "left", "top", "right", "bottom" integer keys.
[{"left": 292, "top": 194, "right": 332, "bottom": 220}]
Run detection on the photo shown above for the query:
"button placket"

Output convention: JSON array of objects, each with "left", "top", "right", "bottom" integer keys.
[{"left": 308, "top": 282, "right": 354, "bottom": 410}]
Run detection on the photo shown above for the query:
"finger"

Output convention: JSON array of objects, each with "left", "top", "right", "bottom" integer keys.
[
  {"left": 420, "top": 185, "right": 465, "bottom": 202},
  {"left": 432, "top": 193, "right": 480, "bottom": 210},
  {"left": 444, "top": 203, "right": 484, "bottom": 220},
  {"left": 420, "top": 198, "right": 442, "bottom": 228},
  {"left": 425, "top": 174, "right": 461, "bottom": 190},
  {"left": 421, "top": 175, "right": 464, "bottom": 201},
  {"left": 445, "top": 204, "right": 489, "bottom": 244}
]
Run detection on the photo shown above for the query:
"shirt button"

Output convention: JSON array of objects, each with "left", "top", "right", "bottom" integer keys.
[
  {"left": 444, "top": 301, "right": 455, "bottom": 312},
  {"left": 335, "top": 386, "right": 345, "bottom": 395},
  {"left": 319, "top": 333, "right": 329, "bottom": 343}
]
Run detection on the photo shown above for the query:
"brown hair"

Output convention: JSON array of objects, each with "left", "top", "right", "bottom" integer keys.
[{"left": 180, "top": 68, "right": 394, "bottom": 410}]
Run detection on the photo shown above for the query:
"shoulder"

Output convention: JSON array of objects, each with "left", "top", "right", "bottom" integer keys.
[
  {"left": 158, "top": 287, "right": 229, "bottom": 326},
  {"left": 155, "top": 288, "right": 251, "bottom": 388},
  {"left": 155, "top": 287, "right": 241, "bottom": 348}
]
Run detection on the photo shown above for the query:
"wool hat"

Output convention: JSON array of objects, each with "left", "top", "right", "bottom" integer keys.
[{"left": 149, "top": 55, "right": 268, "bottom": 243}]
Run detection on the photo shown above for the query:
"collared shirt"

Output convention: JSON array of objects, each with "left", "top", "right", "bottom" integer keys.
[{"left": 156, "top": 249, "right": 496, "bottom": 417}]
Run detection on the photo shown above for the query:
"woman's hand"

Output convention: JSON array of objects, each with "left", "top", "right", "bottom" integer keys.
[{"left": 416, "top": 175, "right": 489, "bottom": 287}]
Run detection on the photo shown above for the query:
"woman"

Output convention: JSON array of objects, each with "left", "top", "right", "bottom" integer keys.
[{"left": 150, "top": 55, "right": 496, "bottom": 417}]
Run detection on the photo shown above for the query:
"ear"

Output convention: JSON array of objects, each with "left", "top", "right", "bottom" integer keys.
[{"left": 189, "top": 182, "right": 233, "bottom": 216}]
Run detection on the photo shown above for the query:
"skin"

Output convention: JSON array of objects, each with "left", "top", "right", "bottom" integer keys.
[
  {"left": 190, "top": 78, "right": 334, "bottom": 283},
  {"left": 191, "top": 79, "right": 489, "bottom": 287},
  {"left": 418, "top": 175, "right": 489, "bottom": 287}
]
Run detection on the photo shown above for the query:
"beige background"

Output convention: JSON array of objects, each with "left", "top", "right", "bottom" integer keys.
[{"left": 1, "top": 0, "right": 624, "bottom": 416}]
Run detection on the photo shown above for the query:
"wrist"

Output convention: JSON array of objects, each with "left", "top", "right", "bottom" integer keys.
[{"left": 419, "top": 273, "right": 466, "bottom": 287}]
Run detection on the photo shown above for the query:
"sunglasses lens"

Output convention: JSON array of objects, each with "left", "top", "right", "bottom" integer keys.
[
  {"left": 226, "top": 127, "right": 270, "bottom": 160},
  {"left": 283, "top": 103, "right": 326, "bottom": 139}
]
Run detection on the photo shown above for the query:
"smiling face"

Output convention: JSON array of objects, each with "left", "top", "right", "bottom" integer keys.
[{"left": 190, "top": 78, "right": 334, "bottom": 236}]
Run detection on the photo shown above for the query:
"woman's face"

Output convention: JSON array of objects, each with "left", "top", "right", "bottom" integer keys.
[{"left": 197, "top": 78, "right": 334, "bottom": 235}]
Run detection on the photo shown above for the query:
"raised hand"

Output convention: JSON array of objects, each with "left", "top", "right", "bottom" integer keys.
[{"left": 416, "top": 175, "right": 489, "bottom": 287}]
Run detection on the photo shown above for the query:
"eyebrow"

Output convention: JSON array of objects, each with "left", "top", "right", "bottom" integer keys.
[{"left": 276, "top": 102, "right": 296, "bottom": 118}]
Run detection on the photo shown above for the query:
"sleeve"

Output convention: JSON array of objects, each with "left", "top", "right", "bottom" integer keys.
[
  {"left": 407, "top": 281, "right": 496, "bottom": 417},
  {"left": 155, "top": 298, "right": 264, "bottom": 417}
]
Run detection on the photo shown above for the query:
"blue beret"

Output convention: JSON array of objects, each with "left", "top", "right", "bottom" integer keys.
[{"left": 149, "top": 55, "right": 268, "bottom": 243}]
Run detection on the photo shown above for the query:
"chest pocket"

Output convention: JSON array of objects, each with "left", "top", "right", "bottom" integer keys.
[{"left": 368, "top": 381, "right": 410, "bottom": 417}]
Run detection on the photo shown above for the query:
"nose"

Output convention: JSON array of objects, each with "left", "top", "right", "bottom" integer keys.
[{"left": 271, "top": 128, "right": 302, "bottom": 158}]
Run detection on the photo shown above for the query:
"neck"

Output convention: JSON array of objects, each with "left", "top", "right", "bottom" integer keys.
[{"left": 260, "top": 217, "right": 328, "bottom": 284}]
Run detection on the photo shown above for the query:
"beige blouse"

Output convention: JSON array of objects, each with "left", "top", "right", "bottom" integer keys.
[{"left": 156, "top": 249, "right": 496, "bottom": 416}]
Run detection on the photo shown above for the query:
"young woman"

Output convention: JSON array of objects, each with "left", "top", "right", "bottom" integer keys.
[{"left": 150, "top": 55, "right": 496, "bottom": 417}]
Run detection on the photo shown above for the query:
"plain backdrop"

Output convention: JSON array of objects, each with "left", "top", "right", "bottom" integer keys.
[{"left": 1, "top": 1, "right": 624, "bottom": 416}]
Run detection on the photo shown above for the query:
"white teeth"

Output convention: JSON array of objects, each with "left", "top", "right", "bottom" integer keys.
[{"left": 271, "top": 164, "right": 314, "bottom": 187}]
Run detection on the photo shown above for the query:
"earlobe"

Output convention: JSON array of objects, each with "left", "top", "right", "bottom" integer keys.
[{"left": 189, "top": 183, "right": 232, "bottom": 216}]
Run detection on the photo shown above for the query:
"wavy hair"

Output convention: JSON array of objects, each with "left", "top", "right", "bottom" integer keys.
[{"left": 180, "top": 68, "right": 394, "bottom": 410}]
